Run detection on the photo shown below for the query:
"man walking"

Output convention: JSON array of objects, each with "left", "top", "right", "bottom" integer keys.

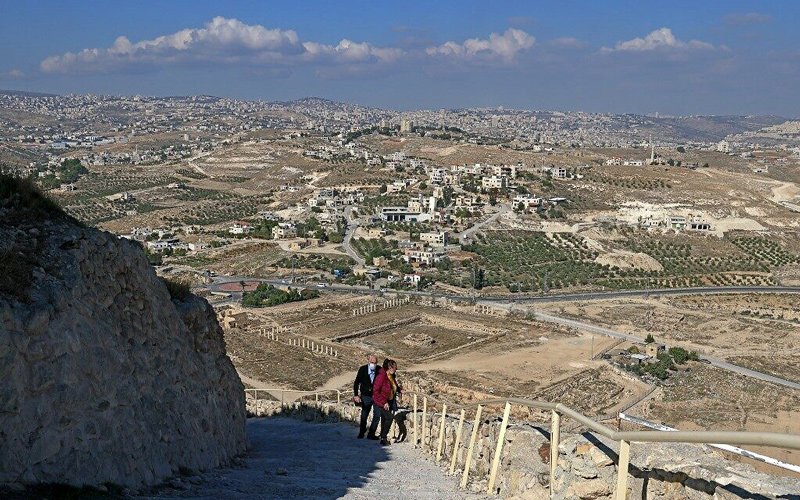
[{"left": 353, "top": 354, "right": 380, "bottom": 439}]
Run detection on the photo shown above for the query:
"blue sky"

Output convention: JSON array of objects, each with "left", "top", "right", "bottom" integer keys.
[{"left": 1, "top": 1, "right": 798, "bottom": 116}]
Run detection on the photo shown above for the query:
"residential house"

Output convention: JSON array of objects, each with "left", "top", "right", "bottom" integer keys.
[
  {"left": 229, "top": 222, "right": 252, "bottom": 235},
  {"left": 666, "top": 216, "right": 687, "bottom": 230},
  {"left": 481, "top": 175, "right": 508, "bottom": 190},
  {"left": 513, "top": 194, "right": 543, "bottom": 211},
  {"left": 272, "top": 223, "right": 297, "bottom": 239},
  {"left": 420, "top": 231, "right": 449, "bottom": 246}
]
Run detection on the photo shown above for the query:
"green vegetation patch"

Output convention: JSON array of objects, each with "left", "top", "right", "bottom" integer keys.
[
  {"left": 460, "top": 231, "right": 609, "bottom": 291},
  {"left": 351, "top": 237, "right": 399, "bottom": 261},
  {"left": 242, "top": 283, "right": 319, "bottom": 307},
  {"left": 175, "top": 168, "right": 209, "bottom": 179}
]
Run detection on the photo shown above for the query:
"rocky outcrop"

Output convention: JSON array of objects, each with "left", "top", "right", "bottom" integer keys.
[{"left": 0, "top": 185, "right": 246, "bottom": 489}]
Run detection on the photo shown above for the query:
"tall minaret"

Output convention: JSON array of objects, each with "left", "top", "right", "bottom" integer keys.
[{"left": 649, "top": 135, "right": 655, "bottom": 164}]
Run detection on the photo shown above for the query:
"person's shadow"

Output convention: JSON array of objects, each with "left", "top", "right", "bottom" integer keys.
[{"left": 143, "top": 405, "right": 392, "bottom": 499}]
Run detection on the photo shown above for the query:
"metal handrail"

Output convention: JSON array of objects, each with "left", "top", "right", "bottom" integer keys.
[
  {"left": 244, "top": 387, "right": 800, "bottom": 498},
  {"left": 398, "top": 391, "right": 800, "bottom": 498},
  {"left": 405, "top": 393, "right": 800, "bottom": 450}
]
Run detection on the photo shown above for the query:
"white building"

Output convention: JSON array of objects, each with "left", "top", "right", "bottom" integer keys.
[
  {"left": 666, "top": 215, "right": 687, "bottom": 230},
  {"left": 513, "top": 194, "right": 543, "bottom": 210},
  {"left": 420, "top": 231, "right": 449, "bottom": 246},
  {"left": 380, "top": 207, "right": 432, "bottom": 223},
  {"left": 272, "top": 223, "right": 297, "bottom": 239},
  {"left": 403, "top": 247, "right": 443, "bottom": 266},
  {"left": 429, "top": 167, "right": 448, "bottom": 185},
  {"left": 492, "top": 164, "right": 519, "bottom": 179},
  {"left": 481, "top": 175, "right": 508, "bottom": 190},
  {"left": 229, "top": 222, "right": 252, "bottom": 235},
  {"left": 385, "top": 151, "right": 406, "bottom": 162}
]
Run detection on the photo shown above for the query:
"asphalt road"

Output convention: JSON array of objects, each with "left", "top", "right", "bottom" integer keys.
[
  {"left": 508, "top": 286, "right": 800, "bottom": 304},
  {"left": 458, "top": 203, "right": 510, "bottom": 244},
  {"left": 342, "top": 206, "right": 365, "bottom": 266},
  {"left": 209, "top": 276, "right": 800, "bottom": 305},
  {"left": 528, "top": 310, "right": 800, "bottom": 391}
]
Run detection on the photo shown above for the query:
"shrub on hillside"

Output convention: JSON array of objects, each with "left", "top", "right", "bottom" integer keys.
[{"left": 0, "top": 173, "right": 66, "bottom": 224}]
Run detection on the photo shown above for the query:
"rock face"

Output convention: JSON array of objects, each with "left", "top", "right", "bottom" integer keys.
[{"left": 0, "top": 188, "right": 246, "bottom": 488}]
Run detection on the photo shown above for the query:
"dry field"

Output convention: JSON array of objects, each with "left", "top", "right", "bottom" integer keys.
[
  {"left": 220, "top": 295, "right": 650, "bottom": 420},
  {"left": 218, "top": 289, "right": 800, "bottom": 474},
  {"left": 628, "top": 363, "right": 800, "bottom": 476},
  {"left": 539, "top": 293, "right": 800, "bottom": 381}
]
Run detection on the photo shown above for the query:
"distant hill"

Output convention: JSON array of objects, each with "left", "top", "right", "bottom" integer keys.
[
  {"left": 651, "top": 115, "right": 789, "bottom": 142},
  {"left": 0, "top": 89, "right": 59, "bottom": 98},
  {"left": 0, "top": 89, "right": 793, "bottom": 143}
]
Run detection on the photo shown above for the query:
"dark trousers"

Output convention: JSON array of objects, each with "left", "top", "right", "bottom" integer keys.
[
  {"left": 359, "top": 396, "right": 379, "bottom": 436},
  {"left": 394, "top": 414, "right": 407, "bottom": 442},
  {"left": 375, "top": 404, "right": 394, "bottom": 440}
]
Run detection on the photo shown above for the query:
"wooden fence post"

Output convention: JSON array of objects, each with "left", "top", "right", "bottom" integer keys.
[
  {"left": 614, "top": 440, "right": 631, "bottom": 500},
  {"left": 449, "top": 409, "right": 466, "bottom": 474},
  {"left": 436, "top": 404, "right": 448, "bottom": 461},
  {"left": 413, "top": 394, "right": 418, "bottom": 447},
  {"left": 487, "top": 402, "right": 511, "bottom": 495},
  {"left": 422, "top": 397, "right": 428, "bottom": 450},
  {"left": 550, "top": 410, "right": 560, "bottom": 499},
  {"left": 460, "top": 405, "right": 483, "bottom": 489}
]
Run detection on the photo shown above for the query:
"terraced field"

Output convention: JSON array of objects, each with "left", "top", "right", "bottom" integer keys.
[{"left": 453, "top": 230, "right": 795, "bottom": 292}]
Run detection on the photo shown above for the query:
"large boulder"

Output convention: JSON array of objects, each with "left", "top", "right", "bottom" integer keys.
[{"left": 0, "top": 177, "right": 246, "bottom": 488}]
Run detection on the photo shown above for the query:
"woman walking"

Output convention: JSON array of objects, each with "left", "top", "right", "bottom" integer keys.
[
  {"left": 386, "top": 360, "right": 408, "bottom": 442},
  {"left": 372, "top": 359, "right": 399, "bottom": 446}
]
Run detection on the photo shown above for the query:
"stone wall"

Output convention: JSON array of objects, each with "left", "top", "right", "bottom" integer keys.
[
  {"left": 248, "top": 399, "right": 800, "bottom": 499},
  {"left": 0, "top": 214, "right": 246, "bottom": 489}
]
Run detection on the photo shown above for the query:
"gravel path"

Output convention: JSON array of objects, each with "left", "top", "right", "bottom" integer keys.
[{"left": 142, "top": 417, "right": 484, "bottom": 499}]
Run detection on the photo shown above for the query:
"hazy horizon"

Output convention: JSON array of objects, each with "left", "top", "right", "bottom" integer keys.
[{"left": 2, "top": 1, "right": 799, "bottom": 116}]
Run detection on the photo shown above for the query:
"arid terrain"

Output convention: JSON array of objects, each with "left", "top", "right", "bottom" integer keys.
[{"left": 4, "top": 91, "right": 800, "bottom": 480}]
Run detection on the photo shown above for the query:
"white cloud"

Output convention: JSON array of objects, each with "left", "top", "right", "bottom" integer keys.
[
  {"left": 5, "top": 69, "right": 25, "bottom": 79},
  {"left": 302, "top": 39, "right": 404, "bottom": 64},
  {"left": 40, "top": 17, "right": 400, "bottom": 74},
  {"left": 602, "top": 28, "right": 715, "bottom": 53},
  {"left": 426, "top": 28, "right": 535, "bottom": 63}
]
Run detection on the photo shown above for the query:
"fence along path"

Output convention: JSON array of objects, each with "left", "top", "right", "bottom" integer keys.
[
  {"left": 153, "top": 416, "right": 486, "bottom": 499},
  {"left": 246, "top": 388, "right": 800, "bottom": 499}
]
